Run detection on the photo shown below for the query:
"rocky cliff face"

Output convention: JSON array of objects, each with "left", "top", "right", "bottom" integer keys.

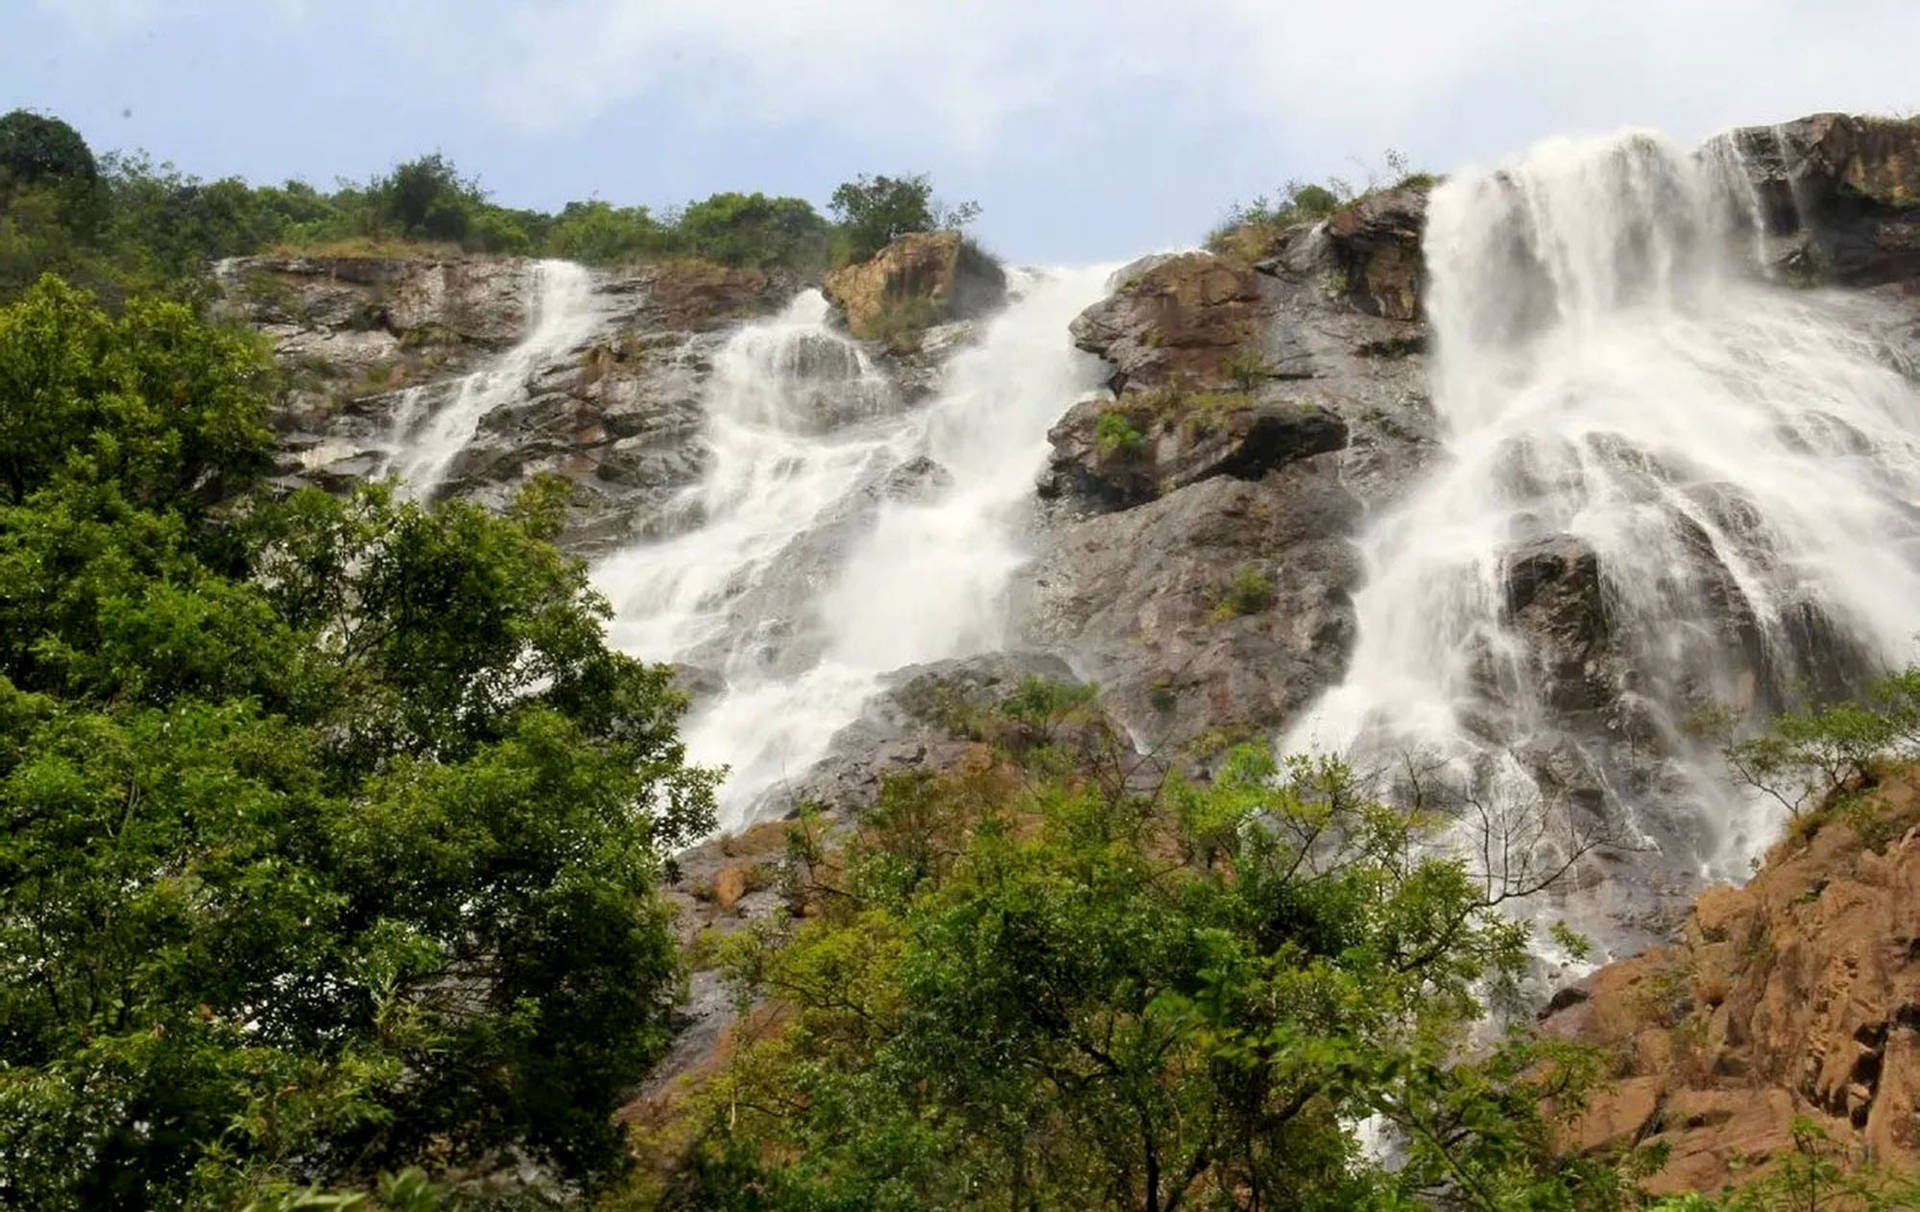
[
  {"left": 1011, "top": 183, "right": 1435, "bottom": 754},
  {"left": 219, "top": 254, "right": 797, "bottom": 555},
  {"left": 1544, "top": 771, "right": 1920, "bottom": 1194}
]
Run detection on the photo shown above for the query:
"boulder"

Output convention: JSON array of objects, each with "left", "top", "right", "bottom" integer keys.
[
  {"left": 1318, "top": 182, "right": 1431, "bottom": 321},
  {"left": 821, "top": 231, "right": 1008, "bottom": 342},
  {"left": 1041, "top": 393, "right": 1347, "bottom": 511},
  {"left": 1066, "top": 225, "right": 1436, "bottom": 516}
]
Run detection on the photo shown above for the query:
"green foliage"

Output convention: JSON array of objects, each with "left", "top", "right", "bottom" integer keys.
[
  {"left": 0, "top": 275, "right": 274, "bottom": 509},
  {"left": 658, "top": 720, "right": 1638, "bottom": 1210},
  {"left": 828, "top": 172, "right": 979, "bottom": 263},
  {"left": 1210, "top": 564, "right": 1277, "bottom": 621},
  {"left": 859, "top": 294, "right": 944, "bottom": 352},
  {"left": 1094, "top": 408, "right": 1147, "bottom": 457},
  {"left": 1712, "top": 666, "right": 1920, "bottom": 825},
  {"left": 0, "top": 109, "right": 97, "bottom": 187},
  {"left": 1206, "top": 151, "right": 1435, "bottom": 261},
  {"left": 0, "top": 109, "right": 984, "bottom": 307},
  {"left": 1222, "top": 350, "right": 1275, "bottom": 393},
  {"left": 546, "top": 200, "right": 675, "bottom": 266},
  {"left": 677, "top": 192, "right": 831, "bottom": 270},
  {"left": 0, "top": 281, "right": 716, "bottom": 1207},
  {"left": 1206, "top": 178, "right": 1353, "bottom": 257}
]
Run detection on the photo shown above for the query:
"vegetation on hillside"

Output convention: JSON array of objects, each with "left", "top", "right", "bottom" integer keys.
[
  {"left": 1205, "top": 150, "right": 1439, "bottom": 262},
  {"left": 0, "top": 109, "right": 985, "bottom": 309}
]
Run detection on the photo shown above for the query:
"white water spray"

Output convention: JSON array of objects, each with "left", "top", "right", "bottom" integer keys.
[
  {"left": 1287, "top": 130, "right": 1920, "bottom": 890},
  {"left": 597, "top": 269, "right": 1114, "bottom": 829},
  {"left": 386, "top": 260, "right": 602, "bottom": 498}
]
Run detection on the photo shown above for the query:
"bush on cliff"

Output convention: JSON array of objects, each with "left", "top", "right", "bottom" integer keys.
[{"left": 0, "top": 276, "right": 716, "bottom": 1208}]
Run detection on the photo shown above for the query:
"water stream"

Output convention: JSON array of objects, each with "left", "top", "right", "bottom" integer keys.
[
  {"left": 385, "top": 259, "right": 602, "bottom": 498},
  {"left": 595, "top": 269, "right": 1114, "bottom": 829},
  {"left": 1285, "top": 131, "right": 1920, "bottom": 915}
]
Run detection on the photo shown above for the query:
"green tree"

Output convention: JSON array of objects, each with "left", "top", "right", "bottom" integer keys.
[
  {"left": 676, "top": 192, "right": 831, "bottom": 270},
  {"left": 0, "top": 278, "right": 717, "bottom": 1208},
  {"left": 828, "top": 173, "right": 979, "bottom": 263},
  {"left": 0, "top": 110, "right": 98, "bottom": 198},
  {"left": 370, "top": 152, "right": 482, "bottom": 244},
  {"left": 671, "top": 722, "right": 1628, "bottom": 1210},
  {"left": 547, "top": 200, "right": 676, "bottom": 265}
]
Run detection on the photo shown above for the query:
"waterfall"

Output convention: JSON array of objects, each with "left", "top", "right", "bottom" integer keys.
[
  {"left": 385, "top": 259, "right": 602, "bottom": 498},
  {"left": 1286, "top": 130, "right": 1920, "bottom": 908},
  {"left": 596, "top": 269, "right": 1113, "bottom": 830}
]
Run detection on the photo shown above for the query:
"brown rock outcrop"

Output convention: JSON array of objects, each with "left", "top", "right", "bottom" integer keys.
[
  {"left": 1543, "top": 770, "right": 1920, "bottom": 1194},
  {"left": 821, "top": 230, "right": 1007, "bottom": 342},
  {"left": 1069, "top": 253, "right": 1267, "bottom": 392}
]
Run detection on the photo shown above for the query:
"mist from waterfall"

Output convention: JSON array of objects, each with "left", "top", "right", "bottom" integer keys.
[
  {"left": 1285, "top": 130, "right": 1920, "bottom": 894},
  {"left": 596, "top": 269, "right": 1113, "bottom": 829},
  {"left": 386, "top": 259, "right": 602, "bottom": 498}
]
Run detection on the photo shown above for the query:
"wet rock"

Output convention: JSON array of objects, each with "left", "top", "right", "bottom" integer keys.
[
  {"left": 1318, "top": 182, "right": 1433, "bottom": 321},
  {"left": 1068, "top": 219, "right": 1435, "bottom": 514},
  {"left": 217, "top": 254, "right": 532, "bottom": 348},
  {"left": 620, "top": 260, "right": 800, "bottom": 331},
  {"left": 877, "top": 455, "right": 953, "bottom": 502},
  {"left": 1069, "top": 252, "right": 1265, "bottom": 392},
  {"left": 822, "top": 231, "right": 1008, "bottom": 342},
  {"left": 1503, "top": 535, "right": 1614, "bottom": 714},
  {"left": 222, "top": 253, "right": 806, "bottom": 558},
  {"left": 1015, "top": 464, "right": 1361, "bottom": 753},
  {"left": 1727, "top": 113, "right": 1920, "bottom": 287}
]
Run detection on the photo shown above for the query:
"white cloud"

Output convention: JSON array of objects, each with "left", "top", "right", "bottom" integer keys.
[{"left": 344, "top": 0, "right": 1920, "bottom": 174}]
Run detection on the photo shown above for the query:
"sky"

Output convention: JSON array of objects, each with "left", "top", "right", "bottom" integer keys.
[{"left": 7, "top": 0, "right": 1919, "bottom": 263}]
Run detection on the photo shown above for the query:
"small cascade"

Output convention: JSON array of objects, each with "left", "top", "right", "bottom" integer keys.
[
  {"left": 596, "top": 270, "right": 1113, "bottom": 829},
  {"left": 1285, "top": 131, "right": 1920, "bottom": 937},
  {"left": 384, "top": 259, "right": 602, "bottom": 498}
]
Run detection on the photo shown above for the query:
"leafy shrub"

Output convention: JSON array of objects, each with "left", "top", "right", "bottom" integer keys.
[
  {"left": 859, "top": 293, "right": 943, "bottom": 352},
  {"left": 545, "top": 199, "right": 675, "bottom": 266},
  {"left": 1211, "top": 564, "right": 1277, "bottom": 621},
  {"left": 676, "top": 191, "right": 831, "bottom": 270},
  {"left": 1093, "top": 407, "right": 1147, "bottom": 458}
]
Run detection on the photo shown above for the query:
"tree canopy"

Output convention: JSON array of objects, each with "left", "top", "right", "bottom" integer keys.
[
  {"left": 829, "top": 172, "right": 980, "bottom": 262},
  {"left": 0, "top": 275, "right": 717, "bottom": 1209}
]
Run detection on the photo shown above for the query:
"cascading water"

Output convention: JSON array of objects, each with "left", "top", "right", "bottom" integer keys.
[
  {"left": 1286, "top": 131, "right": 1920, "bottom": 929},
  {"left": 596, "top": 269, "right": 1113, "bottom": 830},
  {"left": 385, "top": 259, "right": 602, "bottom": 497}
]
